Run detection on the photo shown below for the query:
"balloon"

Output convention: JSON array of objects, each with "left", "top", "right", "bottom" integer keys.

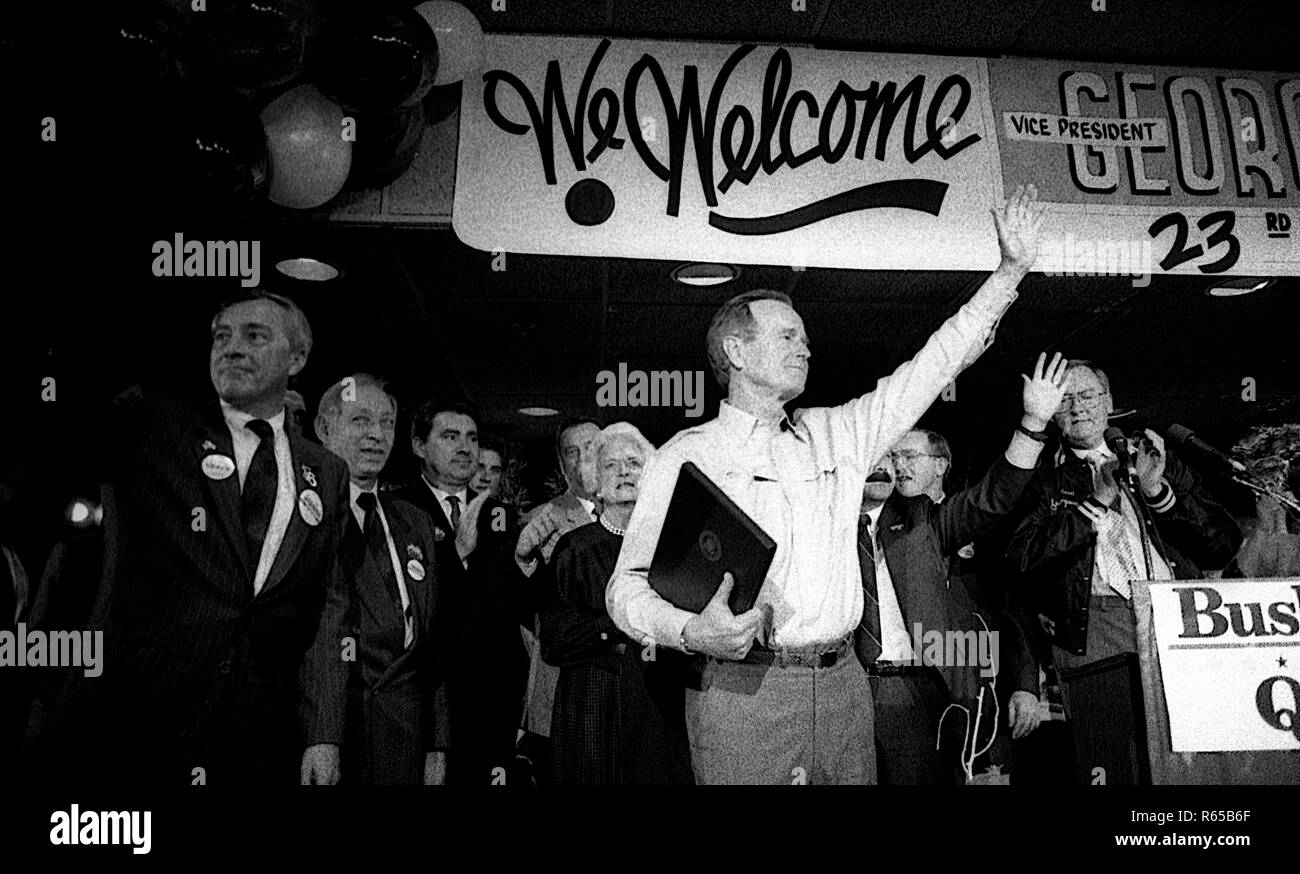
[
  {"left": 309, "top": 7, "right": 438, "bottom": 113},
  {"left": 199, "top": 0, "right": 319, "bottom": 95},
  {"left": 350, "top": 102, "right": 427, "bottom": 187},
  {"left": 144, "top": 80, "right": 270, "bottom": 217},
  {"left": 414, "top": 1, "right": 484, "bottom": 87},
  {"left": 105, "top": 1, "right": 188, "bottom": 83},
  {"left": 260, "top": 84, "right": 352, "bottom": 209}
]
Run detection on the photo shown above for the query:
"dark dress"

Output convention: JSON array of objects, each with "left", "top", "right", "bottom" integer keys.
[{"left": 539, "top": 521, "right": 693, "bottom": 785}]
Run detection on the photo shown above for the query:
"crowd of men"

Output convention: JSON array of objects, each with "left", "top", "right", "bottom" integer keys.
[{"left": 0, "top": 183, "right": 1271, "bottom": 785}]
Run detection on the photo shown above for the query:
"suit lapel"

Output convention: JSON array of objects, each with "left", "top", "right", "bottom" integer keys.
[
  {"left": 261, "top": 435, "right": 313, "bottom": 596},
  {"left": 877, "top": 499, "right": 911, "bottom": 626},
  {"left": 190, "top": 413, "right": 252, "bottom": 586},
  {"left": 381, "top": 495, "right": 428, "bottom": 650}
]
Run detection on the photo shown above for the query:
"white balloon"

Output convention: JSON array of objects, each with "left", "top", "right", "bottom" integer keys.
[
  {"left": 260, "top": 84, "right": 352, "bottom": 209},
  {"left": 414, "top": 0, "right": 486, "bottom": 87}
]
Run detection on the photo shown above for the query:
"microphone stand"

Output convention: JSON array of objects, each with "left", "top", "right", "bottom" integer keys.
[
  {"left": 1229, "top": 474, "right": 1300, "bottom": 522},
  {"left": 1115, "top": 456, "right": 1156, "bottom": 581}
]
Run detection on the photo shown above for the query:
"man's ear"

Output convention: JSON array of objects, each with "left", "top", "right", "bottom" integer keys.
[
  {"left": 315, "top": 414, "right": 331, "bottom": 443},
  {"left": 287, "top": 349, "right": 307, "bottom": 378},
  {"left": 411, "top": 435, "right": 425, "bottom": 459},
  {"left": 721, "top": 334, "right": 746, "bottom": 376}
]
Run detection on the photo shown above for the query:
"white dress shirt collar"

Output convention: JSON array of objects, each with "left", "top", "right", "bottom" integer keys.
[{"left": 219, "top": 400, "right": 286, "bottom": 436}]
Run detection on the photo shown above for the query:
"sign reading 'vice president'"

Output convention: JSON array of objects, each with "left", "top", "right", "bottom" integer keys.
[{"left": 455, "top": 35, "right": 1300, "bottom": 276}]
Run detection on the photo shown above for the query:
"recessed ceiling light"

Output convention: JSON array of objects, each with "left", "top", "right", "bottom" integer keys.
[
  {"left": 671, "top": 262, "right": 740, "bottom": 286},
  {"left": 275, "top": 257, "right": 341, "bottom": 281},
  {"left": 1207, "top": 277, "right": 1274, "bottom": 297},
  {"left": 518, "top": 406, "right": 560, "bottom": 417}
]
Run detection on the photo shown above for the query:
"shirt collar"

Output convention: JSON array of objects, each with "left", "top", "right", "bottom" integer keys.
[
  {"left": 717, "top": 399, "right": 804, "bottom": 442},
  {"left": 861, "top": 504, "right": 884, "bottom": 529},
  {"left": 422, "top": 474, "right": 467, "bottom": 507},
  {"left": 349, "top": 481, "right": 378, "bottom": 508},
  {"left": 569, "top": 492, "right": 596, "bottom": 518},
  {"left": 220, "top": 400, "right": 286, "bottom": 436},
  {"left": 1060, "top": 441, "right": 1114, "bottom": 467}
]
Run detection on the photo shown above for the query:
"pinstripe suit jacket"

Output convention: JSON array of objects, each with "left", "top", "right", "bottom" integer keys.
[{"left": 34, "top": 389, "right": 351, "bottom": 786}]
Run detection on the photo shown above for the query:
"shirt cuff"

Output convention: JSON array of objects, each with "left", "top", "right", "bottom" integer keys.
[
  {"left": 1005, "top": 429, "right": 1046, "bottom": 469},
  {"left": 1144, "top": 479, "right": 1176, "bottom": 513}
]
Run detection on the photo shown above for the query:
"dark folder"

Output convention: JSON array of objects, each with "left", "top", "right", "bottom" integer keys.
[{"left": 648, "top": 462, "right": 776, "bottom": 615}]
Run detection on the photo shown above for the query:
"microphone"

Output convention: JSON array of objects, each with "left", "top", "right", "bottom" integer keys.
[
  {"left": 1165, "top": 424, "right": 1247, "bottom": 473},
  {"left": 1103, "top": 426, "right": 1137, "bottom": 480}
]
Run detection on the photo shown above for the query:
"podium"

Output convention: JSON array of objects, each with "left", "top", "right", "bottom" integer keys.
[{"left": 1059, "top": 653, "right": 1150, "bottom": 785}]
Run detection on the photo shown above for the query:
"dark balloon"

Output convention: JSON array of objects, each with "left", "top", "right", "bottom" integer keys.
[
  {"left": 160, "top": 81, "right": 271, "bottom": 216},
  {"left": 105, "top": 1, "right": 188, "bottom": 83},
  {"left": 349, "top": 102, "right": 427, "bottom": 188},
  {"left": 309, "top": 7, "right": 438, "bottom": 113},
  {"left": 199, "top": 0, "right": 320, "bottom": 95}
]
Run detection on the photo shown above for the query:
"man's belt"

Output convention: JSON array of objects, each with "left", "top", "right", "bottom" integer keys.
[
  {"left": 867, "top": 660, "right": 932, "bottom": 678},
  {"left": 739, "top": 633, "right": 854, "bottom": 669}
]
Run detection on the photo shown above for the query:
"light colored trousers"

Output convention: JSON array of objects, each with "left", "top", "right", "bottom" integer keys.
[{"left": 685, "top": 653, "right": 876, "bottom": 785}]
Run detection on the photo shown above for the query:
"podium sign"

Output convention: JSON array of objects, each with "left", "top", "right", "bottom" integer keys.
[
  {"left": 1135, "top": 578, "right": 1300, "bottom": 784},
  {"left": 1149, "top": 579, "right": 1300, "bottom": 752}
]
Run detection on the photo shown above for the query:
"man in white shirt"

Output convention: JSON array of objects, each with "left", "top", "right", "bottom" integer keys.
[{"left": 606, "top": 185, "right": 1047, "bottom": 784}]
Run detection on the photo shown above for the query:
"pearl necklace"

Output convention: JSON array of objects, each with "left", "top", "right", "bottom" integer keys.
[{"left": 599, "top": 515, "right": 627, "bottom": 536}]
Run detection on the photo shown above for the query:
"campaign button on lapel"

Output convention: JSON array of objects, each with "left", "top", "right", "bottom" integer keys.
[
  {"left": 298, "top": 489, "right": 323, "bottom": 527},
  {"left": 202, "top": 454, "right": 236, "bottom": 481},
  {"left": 406, "top": 559, "right": 425, "bottom": 581}
]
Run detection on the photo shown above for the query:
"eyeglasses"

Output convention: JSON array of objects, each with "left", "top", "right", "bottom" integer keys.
[
  {"left": 1057, "top": 389, "right": 1108, "bottom": 411},
  {"left": 888, "top": 450, "right": 939, "bottom": 463}
]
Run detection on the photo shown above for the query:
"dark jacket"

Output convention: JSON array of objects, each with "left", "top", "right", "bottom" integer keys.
[
  {"left": 341, "top": 492, "right": 448, "bottom": 785},
  {"left": 30, "top": 389, "right": 351, "bottom": 786},
  {"left": 393, "top": 478, "right": 528, "bottom": 785},
  {"left": 874, "top": 454, "right": 1038, "bottom": 708},
  {"left": 1005, "top": 445, "right": 1240, "bottom": 656}
]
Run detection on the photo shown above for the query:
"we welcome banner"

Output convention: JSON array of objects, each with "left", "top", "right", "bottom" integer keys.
[{"left": 454, "top": 35, "right": 1300, "bottom": 276}]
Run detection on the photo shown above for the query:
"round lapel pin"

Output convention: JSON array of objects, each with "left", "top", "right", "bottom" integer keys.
[
  {"left": 298, "top": 489, "right": 323, "bottom": 527},
  {"left": 202, "top": 454, "right": 236, "bottom": 481},
  {"left": 406, "top": 559, "right": 425, "bottom": 581}
]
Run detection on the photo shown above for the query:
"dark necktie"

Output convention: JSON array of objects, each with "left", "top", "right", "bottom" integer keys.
[
  {"left": 242, "top": 419, "right": 278, "bottom": 571},
  {"left": 445, "top": 494, "right": 461, "bottom": 531},
  {"left": 357, "top": 492, "right": 405, "bottom": 620},
  {"left": 856, "top": 514, "right": 883, "bottom": 665}
]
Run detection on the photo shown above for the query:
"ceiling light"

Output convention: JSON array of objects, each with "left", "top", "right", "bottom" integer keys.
[
  {"left": 275, "top": 257, "right": 341, "bottom": 281},
  {"left": 517, "top": 406, "right": 559, "bottom": 417},
  {"left": 671, "top": 262, "right": 740, "bottom": 286},
  {"left": 1207, "top": 277, "right": 1274, "bottom": 297}
]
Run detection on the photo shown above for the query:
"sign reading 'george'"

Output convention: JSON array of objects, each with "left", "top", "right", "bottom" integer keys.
[{"left": 454, "top": 35, "right": 1300, "bottom": 276}]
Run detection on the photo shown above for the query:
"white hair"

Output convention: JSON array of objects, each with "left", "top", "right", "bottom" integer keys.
[{"left": 593, "top": 422, "right": 655, "bottom": 466}]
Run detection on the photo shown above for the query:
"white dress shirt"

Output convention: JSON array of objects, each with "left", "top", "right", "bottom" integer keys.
[
  {"left": 220, "top": 401, "right": 294, "bottom": 596},
  {"left": 861, "top": 505, "right": 913, "bottom": 662},
  {"left": 607, "top": 276, "right": 1019, "bottom": 650},
  {"left": 1069, "top": 445, "right": 1172, "bottom": 596},
  {"left": 350, "top": 482, "right": 413, "bottom": 648},
  {"left": 421, "top": 476, "right": 470, "bottom": 568}
]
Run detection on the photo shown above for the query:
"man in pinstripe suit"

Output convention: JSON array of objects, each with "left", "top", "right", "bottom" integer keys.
[{"left": 28, "top": 290, "right": 351, "bottom": 786}]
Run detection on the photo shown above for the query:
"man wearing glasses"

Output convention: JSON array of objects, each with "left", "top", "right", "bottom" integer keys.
[
  {"left": 858, "top": 352, "right": 1065, "bottom": 783},
  {"left": 1005, "top": 360, "right": 1239, "bottom": 778}
]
